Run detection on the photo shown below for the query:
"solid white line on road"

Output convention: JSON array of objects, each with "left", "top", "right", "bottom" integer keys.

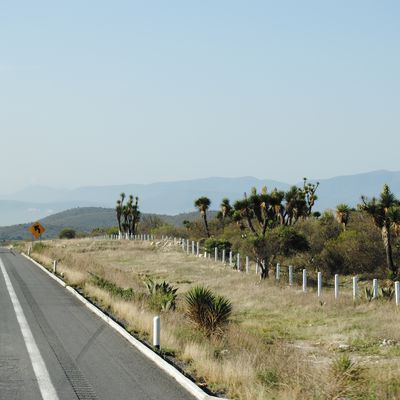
[{"left": 0, "top": 258, "right": 59, "bottom": 400}]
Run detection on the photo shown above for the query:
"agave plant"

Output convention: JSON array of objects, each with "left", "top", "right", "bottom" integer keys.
[
  {"left": 185, "top": 286, "right": 232, "bottom": 337},
  {"left": 364, "top": 287, "right": 374, "bottom": 302},
  {"left": 379, "top": 286, "right": 394, "bottom": 300},
  {"left": 144, "top": 278, "right": 178, "bottom": 311}
]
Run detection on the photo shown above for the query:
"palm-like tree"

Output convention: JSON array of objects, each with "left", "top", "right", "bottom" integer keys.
[
  {"left": 335, "top": 203, "right": 350, "bottom": 231},
  {"left": 359, "top": 184, "right": 400, "bottom": 276},
  {"left": 219, "top": 198, "right": 232, "bottom": 229},
  {"left": 194, "top": 197, "right": 211, "bottom": 238}
]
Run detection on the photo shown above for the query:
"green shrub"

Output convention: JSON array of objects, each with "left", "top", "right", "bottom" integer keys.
[
  {"left": 185, "top": 286, "right": 232, "bottom": 337},
  {"left": 144, "top": 278, "right": 178, "bottom": 312},
  {"left": 59, "top": 228, "right": 76, "bottom": 239},
  {"left": 91, "top": 274, "right": 135, "bottom": 301},
  {"left": 204, "top": 238, "right": 232, "bottom": 254}
]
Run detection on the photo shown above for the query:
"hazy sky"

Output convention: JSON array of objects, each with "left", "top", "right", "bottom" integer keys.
[{"left": 1, "top": 1, "right": 399, "bottom": 194}]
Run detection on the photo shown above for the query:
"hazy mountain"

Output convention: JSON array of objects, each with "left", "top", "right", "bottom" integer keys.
[{"left": 1, "top": 170, "right": 399, "bottom": 227}]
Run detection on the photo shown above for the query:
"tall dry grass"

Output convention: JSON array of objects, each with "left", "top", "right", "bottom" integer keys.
[{"left": 22, "top": 238, "right": 400, "bottom": 400}]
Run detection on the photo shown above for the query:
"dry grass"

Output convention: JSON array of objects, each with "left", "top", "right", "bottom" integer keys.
[{"left": 21, "top": 238, "right": 400, "bottom": 400}]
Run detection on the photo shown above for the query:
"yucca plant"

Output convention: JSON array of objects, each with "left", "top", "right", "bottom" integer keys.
[
  {"left": 144, "top": 278, "right": 178, "bottom": 311},
  {"left": 379, "top": 286, "right": 394, "bottom": 300},
  {"left": 185, "top": 286, "right": 232, "bottom": 337},
  {"left": 364, "top": 287, "right": 374, "bottom": 302}
]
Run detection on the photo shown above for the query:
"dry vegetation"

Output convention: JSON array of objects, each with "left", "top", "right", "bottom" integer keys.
[{"left": 18, "top": 238, "right": 400, "bottom": 400}]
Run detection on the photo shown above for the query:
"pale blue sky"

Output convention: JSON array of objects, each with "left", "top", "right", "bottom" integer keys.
[{"left": 1, "top": 1, "right": 399, "bottom": 193}]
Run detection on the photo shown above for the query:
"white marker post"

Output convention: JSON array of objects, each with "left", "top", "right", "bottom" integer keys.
[
  {"left": 196, "top": 242, "right": 200, "bottom": 257},
  {"left": 302, "top": 269, "right": 307, "bottom": 292},
  {"left": 353, "top": 276, "right": 358, "bottom": 300},
  {"left": 215, "top": 247, "right": 218, "bottom": 262},
  {"left": 237, "top": 253, "right": 241, "bottom": 271},
  {"left": 289, "top": 265, "right": 293, "bottom": 286},
  {"left": 395, "top": 281, "right": 400, "bottom": 306},
  {"left": 276, "top": 263, "right": 280, "bottom": 281},
  {"left": 192, "top": 241, "right": 195, "bottom": 255},
  {"left": 334, "top": 274, "right": 339, "bottom": 299},
  {"left": 255, "top": 261, "right": 259, "bottom": 275},
  {"left": 53, "top": 260, "right": 57, "bottom": 274},
  {"left": 222, "top": 249, "right": 226, "bottom": 264},
  {"left": 372, "top": 279, "right": 379, "bottom": 299},
  {"left": 153, "top": 316, "right": 160, "bottom": 349},
  {"left": 229, "top": 251, "right": 233, "bottom": 267},
  {"left": 246, "top": 256, "right": 249, "bottom": 273},
  {"left": 317, "top": 271, "right": 322, "bottom": 297}
]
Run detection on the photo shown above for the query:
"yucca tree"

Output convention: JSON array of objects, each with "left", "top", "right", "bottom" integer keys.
[
  {"left": 218, "top": 198, "right": 232, "bottom": 230},
  {"left": 194, "top": 196, "right": 211, "bottom": 238},
  {"left": 336, "top": 203, "right": 350, "bottom": 231},
  {"left": 359, "top": 184, "right": 400, "bottom": 276}
]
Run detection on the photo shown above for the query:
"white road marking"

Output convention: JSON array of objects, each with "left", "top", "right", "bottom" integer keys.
[{"left": 0, "top": 258, "right": 59, "bottom": 400}]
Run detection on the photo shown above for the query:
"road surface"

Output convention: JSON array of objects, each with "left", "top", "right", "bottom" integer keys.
[{"left": 0, "top": 248, "right": 196, "bottom": 400}]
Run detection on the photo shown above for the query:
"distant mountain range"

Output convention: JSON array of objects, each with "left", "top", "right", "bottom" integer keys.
[{"left": 0, "top": 170, "right": 399, "bottom": 227}]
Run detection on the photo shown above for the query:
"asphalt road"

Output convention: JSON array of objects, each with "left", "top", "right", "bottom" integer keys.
[{"left": 0, "top": 249, "right": 196, "bottom": 400}]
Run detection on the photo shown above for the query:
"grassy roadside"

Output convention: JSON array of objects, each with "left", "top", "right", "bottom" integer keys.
[{"left": 14, "top": 238, "right": 400, "bottom": 400}]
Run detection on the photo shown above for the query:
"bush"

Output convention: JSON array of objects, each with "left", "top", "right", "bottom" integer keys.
[
  {"left": 91, "top": 274, "right": 135, "bottom": 301},
  {"left": 144, "top": 278, "right": 178, "bottom": 312},
  {"left": 203, "top": 238, "right": 232, "bottom": 253},
  {"left": 185, "top": 286, "right": 232, "bottom": 337},
  {"left": 59, "top": 228, "right": 76, "bottom": 239}
]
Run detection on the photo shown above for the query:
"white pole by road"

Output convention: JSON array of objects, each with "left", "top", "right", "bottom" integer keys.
[
  {"left": 245, "top": 256, "right": 249, "bottom": 273},
  {"left": 353, "top": 276, "right": 358, "bottom": 300},
  {"left": 302, "top": 269, "right": 307, "bottom": 292},
  {"left": 153, "top": 316, "right": 160, "bottom": 349},
  {"left": 229, "top": 251, "right": 233, "bottom": 267},
  {"left": 372, "top": 279, "right": 379, "bottom": 299},
  {"left": 214, "top": 247, "right": 218, "bottom": 262},
  {"left": 289, "top": 265, "right": 293, "bottom": 286},
  {"left": 276, "top": 263, "right": 280, "bottom": 281},
  {"left": 53, "top": 260, "right": 57, "bottom": 274},
  {"left": 334, "top": 274, "right": 339, "bottom": 299},
  {"left": 395, "top": 281, "right": 400, "bottom": 306},
  {"left": 317, "top": 271, "right": 322, "bottom": 297},
  {"left": 192, "top": 241, "right": 195, "bottom": 255},
  {"left": 222, "top": 249, "right": 226, "bottom": 264},
  {"left": 196, "top": 242, "right": 200, "bottom": 257},
  {"left": 237, "top": 253, "right": 240, "bottom": 271}
]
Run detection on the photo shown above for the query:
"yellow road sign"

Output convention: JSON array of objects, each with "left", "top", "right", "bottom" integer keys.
[{"left": 29, "top": 222, "right": 46, "bottom": 239}]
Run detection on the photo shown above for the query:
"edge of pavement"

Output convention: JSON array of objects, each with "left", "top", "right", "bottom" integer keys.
[{"left": 20, "top": 252, "right": 228, "bottom": 400}]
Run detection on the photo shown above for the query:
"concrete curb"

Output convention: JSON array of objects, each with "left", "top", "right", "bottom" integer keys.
[{"left": 21, "top": 253, "right": 227, "bottom": 400}]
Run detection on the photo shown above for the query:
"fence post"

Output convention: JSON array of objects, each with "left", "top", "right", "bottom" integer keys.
[
  {"left": 289, "top": 265, "right": 293, "bottom": 286},
  {"left": 229, "top": 251, "right": 233, "bottom": 267},
  {"left": 246, "top": 256, "right": 249, "bottom": 273},
  {"left": 196, "top": 242, "right": 200, "bottom": 257},
  {"left": 334, "top": 274, "right": 339, "bottom": 299},
  {"left": 302, "top": 269, "right": 307, "bottom": 292},
  {"left": 395, "top": 281, "right": 400, "bottom": 306},
  {"left": 192, "top": 241, "right": 195, "bottom": 255},
  {"left": 53, "top": 260, "right": 57, "bottom": 274},
  {"left": 215, "top": 247, "right": 218, "bottom": 262},
  {"left": 317, "top": 271, "right": 322, "bottom": 297},
  {"left": 153, "top": 316, "right": 160, "bottom": 349},
  {"left": 222, "top": 249, "right": 226, "bottom": 264},
  {"left": 372, "top": 279, "right": 379, "bottom": 299},
  {"left": 237, "top": 253, "right": 241, "bottom": 271},
  {"left": 353, "top": 276, "right": 358, "bottom": 300},
  {"left": 255, "top": 261, "right": 259, "bottom": 275},
  {"left": 187, "top": 239, "right": 190, "bottom": 254},
  {"left": 276, "top": 263, "right": 280, "bottom": 281}
]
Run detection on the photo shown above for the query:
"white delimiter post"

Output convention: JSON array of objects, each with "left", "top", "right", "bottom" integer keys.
[
  {"left": 353, "top": 276, "right": 358, "bottom": 300},
  {"left": 53, "top": 260, "right": 57, "bottom": 274},
  {"left": 317, "top": 271, "right": 322, "bottom": 297},
  {"left": 229, "top": 251, "right": 233, "bottom": 266},
  {"left": 215, "top": 247, "right": 218, "bottom": 262},
  {"left": 196, "top": 242, "right": 200, "bottom": 257},
  {"left": 289, "top": 265, "right": 293, "bottom": 286},
  {"left": 237, "top": 253, "right": 241, "bottom": 271},
  {"left": 192, "top": 241, "right": 195, "bottom": 255},
  {"left": 334, "top": 274, "right": 339, "bottom": 299},
  {"left": 255, "top": 261, "right": 259, "bottom": 275},
  {"left": 372, "top": 279, "right": 379, "bottom": 299},
  {"left": 186, "top": 239, "right": 190, "bottom": 254},
  {"left": 302, "top": 269, "right": 307, "bottom": 292},
  {"left": 222, "top": 249, "right": 226, "bottom": 264},
  {"left": 395, "top": 281, "right": 400, "bottom": 306},
  {"left": 246, "top": 256, "right": 249, "bottom": 273},
  {"left": 276, "top": 263, "right": 280, "bottom": 281},
  {"left": 153, "top": 316, "right": 160, "bottom": 349}
]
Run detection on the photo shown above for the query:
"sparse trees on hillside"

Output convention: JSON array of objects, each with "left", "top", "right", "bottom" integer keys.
[
  {"left": 359, "top": 184, "right": 400, "bottom": 277},
  {"left": 194, "top": 197, "right": 211, "bottom": 238}
]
